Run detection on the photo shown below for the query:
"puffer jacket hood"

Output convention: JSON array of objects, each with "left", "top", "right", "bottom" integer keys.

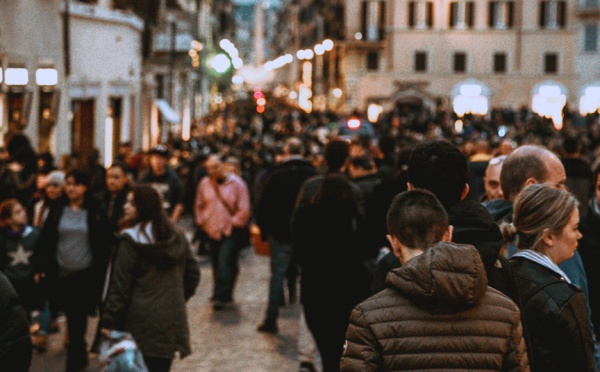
[
  {"left": 121, "top": 231, "right": 187, "bottom": 270},
  {"left": 385, "top": 241, "right": 488, "bottom": 309}
]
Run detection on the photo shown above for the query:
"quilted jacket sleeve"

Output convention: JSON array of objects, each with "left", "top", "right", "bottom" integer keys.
[
  {"left": 503, "top": 311, "right": 530, "bottom": 372},
  {"left": 340, "top": 307, "right": 382, "bottom": 372}
]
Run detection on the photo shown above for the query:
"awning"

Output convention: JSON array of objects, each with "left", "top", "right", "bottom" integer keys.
[{"left": 155, "top": 99, "right": 181, "bottom": 124}]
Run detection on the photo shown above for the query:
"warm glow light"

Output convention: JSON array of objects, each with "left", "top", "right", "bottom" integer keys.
[
  {"left": 332, "top": 88, "right": 343, "bottom": 98},
  {"left": 232, "top": 57, "right": 243, "bottom": 69},
  {"left": 455, "top": 120, "right": 464, "bottom": 133},
  {"left": 104, "top": 116, "right": 114, "bottom": 166},
  {"left": 297, "top": 50, "right": 306, "bottom": 60},
  {"left": 5, "top": 68, "right": 28, "bottom": 86},
  {"left": 182, "top": 105, "right": 191, "bottom": 141},
  {"left": 459, "top": 84, "right": 482, "bottom": 96},
  {"left": 289, "top": 91, "right": 298, "bottom": 99},
  {"left": 355, "top": 32, "right": 363, "bottom": 40},
  {"left": 348, "top": 118, "right": 361, "bottom": 129},
  {"left": 367, "top": 104, "right": 383, "bottom": 123},
  {"left": 232, "top": 75, "right": 244, "bottom": 84},
  {"left": 256, "top": 97, "right": 266, "bottom": 106},
  {"left": 532, "top": 84, "right": 566, "bottom": 130},
  {"left": 219, "top": 39, "right": 232, "bottom": 49},
  {"left": 191, "top": 40, "right": 203, "bottom": 50},
  {"left": 314, "top": 44, "right": 325, "bottom": 55},
  {"left": 453, "top": 95, "right": 489, "bottom": 117},
  {"left": 211, "top": 54, "right": 231, "bottom": 73},
  {"left": 304, "top": 49, "right": 314, "bottom": 60},
  {"left": 322, "top": 39, "right": 334, "bottom": 51},
  {"left": 257, "top": 105, "right": 265, "bottom": 113}
]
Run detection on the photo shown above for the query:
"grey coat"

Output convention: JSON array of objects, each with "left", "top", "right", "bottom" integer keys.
[{"left": 102, "top": 229, "right": 200, "bottom": 359}]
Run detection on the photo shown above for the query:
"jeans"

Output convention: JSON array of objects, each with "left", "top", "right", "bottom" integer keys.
[
  {"left": 265, "top": 239, "right": 294, "bottom": 322},
  {"left": 209, "top": 229, "right": 242, "bottom": 301}
]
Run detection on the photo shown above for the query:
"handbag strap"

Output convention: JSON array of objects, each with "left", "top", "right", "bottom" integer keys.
[{"left": 211, "top": 181, "right": 236, "bottom": 216}]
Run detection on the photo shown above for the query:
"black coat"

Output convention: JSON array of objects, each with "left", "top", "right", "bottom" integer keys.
[
  {"left": 34, "top": 197, "right": 112, "bottom": 312},
  {"left": 579, "top": 205, "right": 600, "bottom": 333},
  {"left": 0, "top": 272, "right": 32, "bottom": 371},
  {"left": 510, "top": 257, "right": 597, "bottom": 372},
  {"left": 255, "top": 158, "right": 316, "bottom": 243}
]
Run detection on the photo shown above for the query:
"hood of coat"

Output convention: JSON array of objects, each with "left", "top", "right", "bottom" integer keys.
[
  {"left": 121, "top": 229, "right": 188, "bottom": 269},
  {"left": 448, "top": 199, "right": 504, "bottom": 270},
  {"left": 385, "top": 242, "right": 488, "bottom": 309}
]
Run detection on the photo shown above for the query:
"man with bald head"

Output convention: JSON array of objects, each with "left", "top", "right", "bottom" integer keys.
[
  {"left": 485, "top": 144, "right": 600, "bottom": 369},
  {"left": 485, "top": 145, "right": 566, "bottom": 221}
]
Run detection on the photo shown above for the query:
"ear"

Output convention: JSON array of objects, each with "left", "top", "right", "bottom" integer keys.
[
  {"left": 541, "top": 228, "right": 554, "bottom": 247},
  {"left": 524, "top": 177, "right": 538, "bottom": 187},
  {"left": 407, "top": 182, "right": 415, "bottom": 190},
  {"left": 386, "top": 234, "right": 404, "bottom": 262},
  {"left": 441, "top": 225, "right": 454, "bottom": 242},
  {"left": 460, "top": 184, "right": 470, "bottom": 201}
]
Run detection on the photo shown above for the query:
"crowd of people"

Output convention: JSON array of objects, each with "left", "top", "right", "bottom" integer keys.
[{"left": 0, "top": 103, "right": 599, "bottom": 372}]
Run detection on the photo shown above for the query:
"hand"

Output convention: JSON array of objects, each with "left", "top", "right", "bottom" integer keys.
[{"left": 33, "top": 272, "right": 46, "bottom": 284}]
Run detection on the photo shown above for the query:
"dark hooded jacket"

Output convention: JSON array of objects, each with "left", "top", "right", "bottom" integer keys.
[
  {"left": 341, "top": 242, "right": 529, "bottom": 371},
  {"left": 101, "top": 228, "right": 200, "bottom": 360}
]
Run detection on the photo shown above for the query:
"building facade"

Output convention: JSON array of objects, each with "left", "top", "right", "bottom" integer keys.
[{"left": 339, "top": 0, "right": 600, "bottom": 117}]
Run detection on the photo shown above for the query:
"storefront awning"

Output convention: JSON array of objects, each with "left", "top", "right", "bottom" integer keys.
[{"left": 155, "top": 99, "right": 180, "bottom": 124}]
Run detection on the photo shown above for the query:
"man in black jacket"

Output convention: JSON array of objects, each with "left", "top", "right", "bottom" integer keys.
[
  {"left": 0, "top": 271, "right": 31, "bottom": 371},
  {"left": 371, "top": 140, "right": 519, "bottom": 307},
  {"left": 255, "top": 137, "right": 316, "bottom": 333}
]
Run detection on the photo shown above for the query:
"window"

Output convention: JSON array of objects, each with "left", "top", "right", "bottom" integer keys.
[
  {"left": 544, "top": 53, "right": 558, "bottom": 73},
  {"left": 362, "top": 0, "right": 387, "bottom": 41},
  {"left": 540, "top": 1, "right": 566, "bottom": 29},
  {"left": 414, "top": 52, "right": 428, "bottom": 72},
  {"left": 585, "top": 25, "right": 599, "bottom": 52},
  {"left": 449, "top": 1, "right": 475, "bottom": 29},
  {"left": 454, "top": 52, "right": 467, "bottom": 73},
  {"left": 367, "top": 52, "right": 379, "bottom": 70},
  {"left": 488, "top": 1, "right": 514, "bottom": 29},
  {"left": 409, "top": 1, "right": 434, "bottom": 29},
  {"left": 493, "top": 53, "right": 507, "bottom": 73},
  {"left": 585, "top": 0, "right": 599, "bottom": 8}
]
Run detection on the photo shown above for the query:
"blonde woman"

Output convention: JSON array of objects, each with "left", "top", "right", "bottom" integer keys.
[{"left": 502, "top": 184, "right": 596, "bottom": 371}]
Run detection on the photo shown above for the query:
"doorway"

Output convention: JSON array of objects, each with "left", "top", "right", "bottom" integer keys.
[{"left": 71, "top": 99, "right": 95, "bottom": 161}]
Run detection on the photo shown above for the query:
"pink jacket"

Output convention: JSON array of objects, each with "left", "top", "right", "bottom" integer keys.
[{"left": 194, "top": 173, "right": 251, "bottom": 240}]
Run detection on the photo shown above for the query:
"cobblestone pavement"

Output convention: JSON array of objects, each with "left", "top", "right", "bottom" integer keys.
[{"left": 30, "top": 216, "right": 302, "bottom": 372}]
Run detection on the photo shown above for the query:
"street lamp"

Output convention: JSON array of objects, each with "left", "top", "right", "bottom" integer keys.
[{"left": 210, "top": 54, "right": 231, "bottom": 74}]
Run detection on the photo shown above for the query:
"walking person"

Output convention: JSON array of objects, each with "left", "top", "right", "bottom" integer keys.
[
  {"left": 341, "top": 190, "right": 529, "bottom": 371},
  {"left": 101, "top": 185, "right": 200, "bottom": 372},
  {"left": 292, "top": 173, "right": 370, "bottom": 372},
  {"left": 34, "top": 169, "right": 112, "bottom": 371},
  {"left": 194, "top": 153, "right": 251, "bottom": 309},
  {"left": 503, "top": 184, "right": 596, "bottom": 371},
  {"left": 255, "top": 137, "right": 316, "bottom": 333}
]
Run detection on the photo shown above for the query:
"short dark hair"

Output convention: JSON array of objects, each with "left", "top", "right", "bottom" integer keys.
[
  {"left": 324, "top": 138, "right": 350, "bottom": 173},
  {"left": 563, "top": 136, "right": 580, "bottom": 155},
  {"left": 284, "top": 137, "right": 305, "bottom": 156},
  {"left": 65, "top": 168, "right": 91, "bottom": 187},
  {"left": 500, "top": 145, "right": 549, "bottom": 200},
  {"left": 386, "top": 190, "right": 448, "bottom": 250},
  {"left": 407, "top": 140, "right": 467, "bottom": 209}
]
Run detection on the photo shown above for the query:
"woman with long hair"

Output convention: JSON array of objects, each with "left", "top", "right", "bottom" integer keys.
[
  {"left": 291, "top": 173, "right": 370, "bottom": 372},
  {"left": 101, "top": 185, "right": 200, "bottom": 372},
  {"left": 35, "top": 169, "right": 112, "bottom": 371},
  {"left": 502, "top": 184, "right": 596, "bottom": 371}
]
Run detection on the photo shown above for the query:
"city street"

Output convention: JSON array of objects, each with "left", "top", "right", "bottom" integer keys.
[{"left": 30, "top": 216, "right": 303, "bottom": 372}]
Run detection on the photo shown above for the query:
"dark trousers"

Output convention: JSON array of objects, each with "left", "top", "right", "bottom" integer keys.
[
  {"left": 55, "top": 269, "right": 94, "bottom": 372},
  {"left": 144, "top": 356, "right": 173, "bottom": 372},
  {"left": 208, "top": 229, "right": 242, "bottom": 301}
]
